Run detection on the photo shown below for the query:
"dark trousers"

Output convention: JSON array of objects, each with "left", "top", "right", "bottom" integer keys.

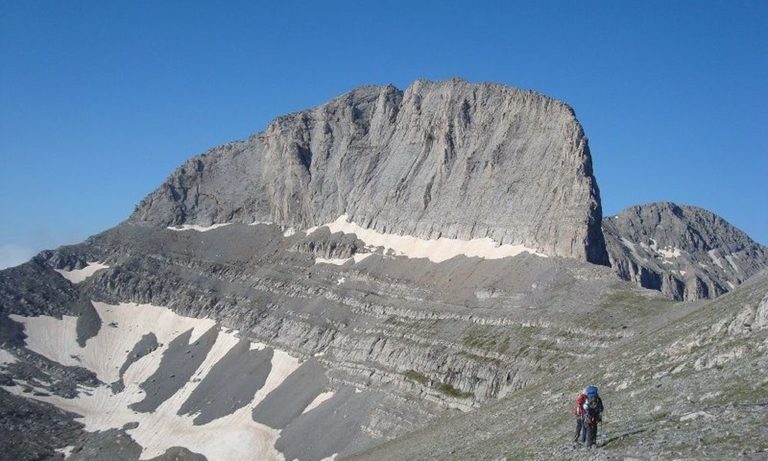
[
  {"left": 584, "top": 419, "right": 598, "bottom": 447},
  {"left": 574, "top": 417, "right": 583, "bottom": 442}
]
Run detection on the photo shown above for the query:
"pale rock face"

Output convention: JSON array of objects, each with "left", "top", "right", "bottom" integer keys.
[
  {"left": 753, "top": 292, "right": 768, "bottom": 330},
  {"left": 130, "top": 79, "right": 608, "bottom": 264},
  {"left": 603, "top": 202, "right": 768, "bottom": 300}
]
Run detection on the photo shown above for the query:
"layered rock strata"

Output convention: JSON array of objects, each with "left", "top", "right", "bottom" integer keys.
[{"left": 131, "top": 79, "right": 609, "bottom": 264}]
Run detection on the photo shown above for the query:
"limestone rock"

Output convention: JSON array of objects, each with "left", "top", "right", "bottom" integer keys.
[
  {"left": 603, "top": 202, "right": 768, "bottom": 300},
  {"left": 130, "top": 79, "right": 608, "bottom": 264}
]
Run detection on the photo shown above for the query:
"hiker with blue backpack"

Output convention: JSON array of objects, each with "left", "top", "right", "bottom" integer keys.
[{"left": 573, "top": 385, "right": 603, "bottom": 447}]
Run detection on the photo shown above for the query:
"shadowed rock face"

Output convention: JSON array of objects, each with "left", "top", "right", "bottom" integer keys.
[
  {"left": 603, "top": 202, "right": 768, "bottom": 300},
  {"left": 130, "top": 327, "right": 219, "bottom": 413},
  {"left": 130, "top": 79, "right": 609, "bottom": 264},
  {"left": 251, "top": 358, "right": 328, "bottom": 429},
  {"left": 178, "top": 340, "right": 273, "bottom": 425}
]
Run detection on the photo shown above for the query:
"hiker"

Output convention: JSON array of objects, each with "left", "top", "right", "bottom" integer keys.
[
  {"left": 573, "top": 388, "right": 587, "bottom": 443},
  {"left": 581, "top": 385, "right": 604, "bottom": 447}
]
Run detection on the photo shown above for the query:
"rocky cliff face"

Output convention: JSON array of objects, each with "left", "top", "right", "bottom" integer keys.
[
  {"left": 131, "top": 79, "right": 609, "bottom": 264},
  {"left": 603, "top": 202, "right": 768, "bottom": 300}
]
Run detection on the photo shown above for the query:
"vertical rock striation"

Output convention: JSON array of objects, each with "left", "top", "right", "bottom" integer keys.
[{"left": 130, "top": 79, "right": 609, "bottom": 264}]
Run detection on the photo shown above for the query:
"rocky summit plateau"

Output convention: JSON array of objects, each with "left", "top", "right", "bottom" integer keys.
[{"left": 1, "top": 79, "right": 766, "bottom": 461}]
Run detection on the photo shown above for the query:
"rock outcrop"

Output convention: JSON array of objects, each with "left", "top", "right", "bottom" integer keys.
[
  {"left": 131, "top": 79, "right": 609, "bottom": 264},
  {"left": 603, "top": 202, "right": 768, "bottom": 300}
]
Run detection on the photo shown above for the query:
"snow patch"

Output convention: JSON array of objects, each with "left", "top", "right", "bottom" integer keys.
[
  {"left": 5, "top": 302, "right": 313, "bottom": 461},
  {"left": 315, "top": 257, "right": 353, "bottom": 266},
  {"left": 353, "top": 253, "right": 372, "bottom": 263},
  {"left": 249, "top": 342, "right": 268, "bottom": 351},
  {"left": 167, "top": 223, "right": 231, "bottom": 232},
  {"left": 283, "top": 227, "right": 296, "bottom": 237},
  {"left": 0, "top": 348, "right": 17, "bottom": 366},
  {"left": 55, "top": 445, "right": 75, "bottom": 458},
  {"left": 302, "top": 391, "right": 335, "bottom": 414},
  {"left": 305, "top": 214, "right": 546, "bottom": 262},
  {"left": 657, "top": 247, "right": 682, "bottom": 258},
  {"left": 4, "top": 380, "right": 283, "bottom": 461},
  {"left": 249, "top": 349, "right": 302, "bottom": 408},
  {"left": 55, "top": 262, "right": 109, "bottom": 284},
  {"left": 11, "top": 302, "right": 216, "bottom": 384},
  {"left": 726, "top": 281, "right": 736, "bottom": 290}
]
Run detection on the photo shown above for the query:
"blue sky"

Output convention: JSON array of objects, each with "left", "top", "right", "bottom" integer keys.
[{"left": 1, "top": 1, "right": 766, "bottom": 268}]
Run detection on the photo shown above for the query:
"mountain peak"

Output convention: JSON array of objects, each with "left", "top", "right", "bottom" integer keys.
[
  {"left": 131, "top": 79, "right": 608, "bottom": 263},
  {"left": 604, "top": 201, "right": 768, "bottom": 300}
]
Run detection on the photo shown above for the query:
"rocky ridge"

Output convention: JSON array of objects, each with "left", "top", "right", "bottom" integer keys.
[{"left": 604, "top": 202, "right": 768, "bottom": 301}]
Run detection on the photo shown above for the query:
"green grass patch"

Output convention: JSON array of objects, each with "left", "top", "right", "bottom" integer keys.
[
  {"left": 458, "top": 351, "right": 502, "bottom": 366},
  {"left": 403, "top": 369, "right": 429, "bottom": 385},
  {"left": 436, "top": 382, "right": 474, "bottom": 399},
  {"left": 403, "top": 370, "right": 475, "bottom": 399},
  {"left": 463, "top": 326, "right": 513, "bottom": 354}
]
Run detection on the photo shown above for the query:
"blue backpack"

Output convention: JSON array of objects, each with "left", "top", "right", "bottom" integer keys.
[{"left": 584, "top": 385, "right": 602, "bottom": 418}]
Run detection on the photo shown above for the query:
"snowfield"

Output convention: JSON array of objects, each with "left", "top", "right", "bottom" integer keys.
[
  {"left": 55, "top": 262, "right": 110, "bottom": 283},
  {"left": 167, "top": 223, "right": 232, "bottom": 232},
  {"left": 4, "top": 302, "right": 335, "bottom": 461},
  {"left": 307, "top": 214, "right": 547, "bottom": 263}
]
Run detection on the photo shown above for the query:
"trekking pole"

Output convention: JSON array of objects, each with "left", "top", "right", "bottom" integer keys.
[{"left": 600, "top": 419, "right": 606, "bottom": 447}]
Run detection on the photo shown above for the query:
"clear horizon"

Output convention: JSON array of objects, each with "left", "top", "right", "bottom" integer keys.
[{"left": 1, "top": 0, "right": 766, "bottom": 268}]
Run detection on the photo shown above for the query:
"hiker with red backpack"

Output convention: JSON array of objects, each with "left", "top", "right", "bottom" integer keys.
[
  {"left": 580, "top": 385, "right": 604, "bottom": 447},
  {"left": 573, "top": 388, "right": 588, "bottom": 443}
]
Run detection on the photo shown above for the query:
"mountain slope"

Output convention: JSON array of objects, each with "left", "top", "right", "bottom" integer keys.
[
  {"left": 0, "top": 218, "right": 655, "bottom": 460},
  {"left": 348, "top": 271, "right": 768, "bottom": 460},
  {"left": 604, "top": 202, "right": 768, "bottom": 300}
]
